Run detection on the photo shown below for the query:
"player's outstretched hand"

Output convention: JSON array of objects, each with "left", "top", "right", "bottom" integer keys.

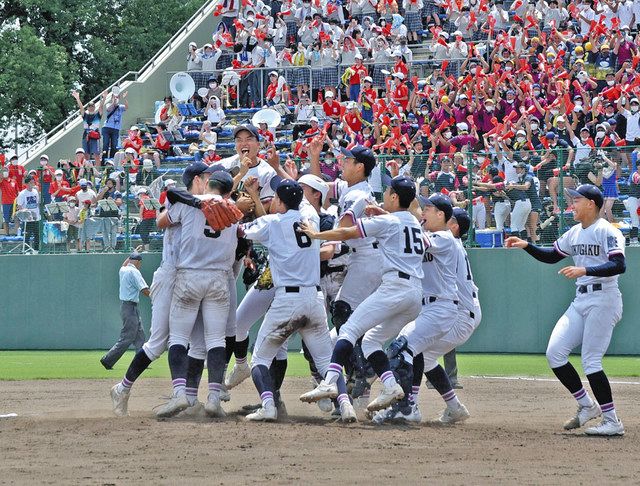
[
  {"left": 558, "top": 266, "right": 587, "bottom": 279},
  {"left": 297, "top": 220, "right": 318, "bottom": 239},
  {"left": 504, "top": 236, "right": 528, "bottom": 249},
  {"left": 365, "top": 204, "right": 387, "bottom": 216}
]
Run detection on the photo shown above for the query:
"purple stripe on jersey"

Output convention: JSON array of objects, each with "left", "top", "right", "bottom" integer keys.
[
  {"left": 600, "top": 402, "right": 615, "bottom": 412},
  {"left": 573, "top": 388, "right": 586, "bottom": 400},
  {"left": 554, "top": 241, "right": 570, "bottom": 256},
  {"left": 442, "top": 390, "right": 456, "bottom": 401},
  {"left": 356, "top": 219, "right": 367, "bottom": 238},
  {"left": 342, "top": 210, "right": 357, "bottom": 225}
]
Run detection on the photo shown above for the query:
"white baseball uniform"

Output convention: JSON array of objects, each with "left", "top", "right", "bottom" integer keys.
[
  {"left": 421, "top": 238, "right": 482, "bottom": 370},
  {"left": 337, "top": 211, "right": 424, "bottom": 358},
  {"left": 546, "top": 219, "right": 624, "bottom": 374},
  {"left": 332, "top": 179, "right": 383, "bottom": 309},
  {"left": 243, "top": 209, "right": 333, "bottom": 373},
  {"left": 168, "top": 195, "right": 237, "bottom": 351},
  {"left": 399, "top": 229, "right": 460, "bottom": 363}
]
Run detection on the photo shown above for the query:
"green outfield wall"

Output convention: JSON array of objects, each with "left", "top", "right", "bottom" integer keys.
[{"left": 0, "top": 249, "right": 638, "bottom": 354}]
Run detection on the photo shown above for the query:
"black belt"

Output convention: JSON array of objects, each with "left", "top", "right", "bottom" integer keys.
[
  {"left": 578, "top": 283, "right": 602, "bottom": 294},
  {"left": 325, "top": 265, "right": 345, "bottom": 274},
  {"left": 398, "top": 271, "right": 410, "bottom": 280},
  {"left": 423, "top": 296, "right": 459, "bottom": 305},
  {"left": 285, "top": 286, "right": 321, "bottom": 293},
  {"left": 351, "top": 242, "right": 379, "bottom": 252},
  {"left": 122, "top": 301, "right": 138, "bottom": 305}
]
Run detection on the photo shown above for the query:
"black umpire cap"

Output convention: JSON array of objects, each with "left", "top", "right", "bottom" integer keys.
[
  {"left": 451, "top": 208, "right": 471, "bottom": 238},
  {"left": 565, "top": 184, "right": 604, "bottom": 209}
]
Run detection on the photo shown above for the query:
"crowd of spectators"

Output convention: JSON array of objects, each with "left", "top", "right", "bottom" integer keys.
[{"left": 3, "top": 0, "right": 640, "bottom": 251}]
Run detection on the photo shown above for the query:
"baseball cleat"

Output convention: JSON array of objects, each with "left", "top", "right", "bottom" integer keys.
[
  {"left": 585, "top": 418, "right": 625, "bottom": 436},
  {"left": 205, "top": 396, "right": 226, "bottom": 418},
  {"left": 176, "top": 401, "right": 205, "bottom": 418},
  {"left": 339, "top": 401, "right": 358, "bottom": 423},
  {"left": 155, "top": 393, "right": 190, "bottom": 418},
  {"left": 372, "top": 401, "right": 422, "bottom": 425},
  {"left": 246, "top": 403, "right": 277, "bottom": 422},
  {"left": 366, "top": 383, "right": 405, "bottom": 412},
  {"left": 299, "top": 380, "right": 339, "bottom": 403},
  {"left": 219, "top": 384, "right": 231, "bottom": 402},
  {"left": 225, "top": 362, "right": 251, "bottom": 389},
  {"left": 437, "top": 404, "right": 470, "bottom": 424},
  {"left": 317, "top": 398, "right": 334, "bottom": 413},
  {"left": 564, "top": 403, "right": 601, "bottom": 430},
  {"left": 110, "top": 384, "right": 130, "bottom": 417}
]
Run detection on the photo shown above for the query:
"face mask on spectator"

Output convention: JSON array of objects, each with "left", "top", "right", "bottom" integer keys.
[
  {"left": 627, "top": 35, "right": 633, "bottom": 42},
  {"left": 505, "top": 66, "right": 512, "bottom": 72},
  {"left": 581, "top": 134, "right": 589, "bottom": 142},
  {"left": 516, "top": 136, "right": 525, "bottom": 143},
  {"left": 530, "top": 122, "right": 539, "bottom": 131},
  {"left": 607, "top": 80, "right": 615, "bottom": 86},
  {"left": 336, "top": 134, "right": 343, "bottom": 140},
  {"left": 11, "top": 159, "right": 17, "bottom": 165},
  {"left": 595, "top": 130, "right": 605, "bottom": 139},
  {"left": 69, "top": 202, "right": 76, "bottom": 208},
  {"left": 550, "top": 109, "right": 559, "bottom": 116},
  {"left": 485, "top": 104, "right": 494, "bottom": 112},
  {"left": 56, "top": 175, "right": 63, "bottom": 180},
  {"left": 421, "top": 109, "right": 428, "bottom": 115},
  {"left": 443, "top": 131, "right": 452, "bottom": 139},
  {"left": 632, "top": 105, "right": 640, "bottom": 113},
  {"left": 40, "top": 160, "right": 47, "bottom": 166},
  {"left": 209, "top": 82, "right": 217, "bottom": 88},
  {"left": 2, "top": 171, "right": 8, "bottom": 178},
  {"left": 575, "top": 100, "right": 583, "bottom": 106},
  {"left": 533, "top": 90, "right": 540, "bottom": 97}
]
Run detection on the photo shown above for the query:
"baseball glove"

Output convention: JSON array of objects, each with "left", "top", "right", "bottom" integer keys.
[
  {"left": 255, "top": 264, "right": 274, "bottom": 290},
  {"left": 201, "top": 198, "right": 244, "bottom": 231}
]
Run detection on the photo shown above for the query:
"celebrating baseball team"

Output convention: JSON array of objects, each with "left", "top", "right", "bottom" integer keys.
[{"left": 108, "top": 123, "right": 626, "bottom": 436}]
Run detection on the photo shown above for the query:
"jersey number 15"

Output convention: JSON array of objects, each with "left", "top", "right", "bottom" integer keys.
[{"left": 403, "top": 227, "right": 424, "bottom": 255}]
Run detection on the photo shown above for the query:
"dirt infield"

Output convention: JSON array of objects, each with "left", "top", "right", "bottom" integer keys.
[{"left": 0, "top": 377, "right": 638, "bottom": 485}]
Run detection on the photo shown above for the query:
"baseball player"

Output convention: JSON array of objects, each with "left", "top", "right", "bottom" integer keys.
[
  {"left": 308, "top": 141, "right": 384, "bottom": 401},
  {"left": 374, "top": 207, "right": 481, "bottom": 424},
  {"left": 299, "top": 175, "right": 424, "bottom": 415},
  {"left": 241, "top": 178, "right": 342, "bottom": 422},
  {"left": 230, "top": 124, "right": 278, "bottom": 200},
  {"left": 109, "top": 163, "right": 216, "bottom": 416},
  {"left": 154, "top": 170, "right": 239, "bottom": 418},
  {"left": 506, "top": 184, "right": 626, "bottom": 436},
  {"left": 623, "top": 151, "right": 639, "bottom": 246}
]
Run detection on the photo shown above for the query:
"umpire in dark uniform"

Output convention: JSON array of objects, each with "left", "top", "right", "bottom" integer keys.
[{"left": 101, "top": 248, "right": 150, "bottom": 369}]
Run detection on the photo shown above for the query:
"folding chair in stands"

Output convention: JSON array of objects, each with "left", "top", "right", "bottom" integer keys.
[
  {"left": 186, "top": 103, "right": 200, "bottom": 117},
  {"left": 176, "top": 103, "right": 191, "bottom": 117}
]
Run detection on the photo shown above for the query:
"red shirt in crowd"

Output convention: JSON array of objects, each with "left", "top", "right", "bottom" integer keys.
[
  {"left": 323, "top": 100, "right": 343, "bottom": 118},
  {"left": 258, "top": 128, "right": 275, "bottom": 144},
  {"left": 349, "top": 63, "right": 368, "bottom": 85},
  {"left": 123, "top": 135, "right": 143, "bottom": 153},
  {"left": 360, "top": 87, "right": 377, "bottom": 109},
  {"left": 8, "top": 164, "right": 26, "bottom": 190},
  {"left": 159, "top": 191, "right": 167, "bottom": 205},
  {"left": 344, "top": 112, "right": 362, "bottom": 133},
  {"left": 138, "top": 194, "right": 157, "bottom": 220},
  {"left": 391, "top": 82, "right": 409, "bottom": 111},
  {"left": 203, "top": 152, "right": 222, "bottom": 165},
  {"left": 49, "top": 179, "right": 71, "bottom": 197},
  {"left": 0, "top": 177, "right": 19, "bottom": 205},
  {"left": 154, "top": 132, "right": 171, "bottom": 151}
]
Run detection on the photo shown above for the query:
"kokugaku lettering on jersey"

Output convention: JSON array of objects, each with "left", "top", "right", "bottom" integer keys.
[
  {"left": 243, "top": 210, "right": 321, "bottom": 287},
  {"left": 421, "top": 230, "right": 459, "bottom": 300},
  {"left": 554, "top": 218, "right": 625, "bottom": 288},
  {"left": 168, "top": 195, "right": 238, "bottom": 270},
  {"left": 354, "top": 211, "right": 425, "bottom": 282}
]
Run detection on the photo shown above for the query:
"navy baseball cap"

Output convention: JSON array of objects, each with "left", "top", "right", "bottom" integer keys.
[
  {"left": 451, "top": 207, "right": 471, "bottom": 238},
  {"left": 381, "top": 174, "right": 416, "bottom": 202},
  {"left": 270, "top": 176, "right": 303, "bottom": 209},
  {"left": 565, "top": 184, "right": 603, "bottom": 209},
  {"left": 607, "top": 118, "right": 617, "bottom": 125},
  {"left": 204, "top": 163, "right": 226, "bottom": 174},
  {"left": 129, "top": 252, "right": 143, "bottom": 261},
  {"left": 545, "top": 131, "right": 557, "bottom": 139},
  {"left": 208, "top": 170, "right": 234, "bottom": 194},
  {"left": 182, "top": 162, "right": 209, "bottom": 187},
  {"left": 233, "top": 124, "right": 261, "bottom": 140},
  {"left": 418, "top": 193, "right": 453, "bottom": 221},
  {"left": 340, "top": 145, "right": 376, "bottom": 173}
]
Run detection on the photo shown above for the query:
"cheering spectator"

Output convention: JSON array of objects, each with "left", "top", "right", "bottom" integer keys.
[
  {"left": 102, "top": 90, "right": 128, "bottom": 159},
  {"left": 136, "top": 188, "right": 156, "bottom": 251},
  {"left": 16, "top": 175, "right": 41, "bottom": 251},
  {"left": 72, "top": 90, "right": 106, "bottom": 166},
  {"left": 0, "top": 167, "right": 19, "bottom": 234}
]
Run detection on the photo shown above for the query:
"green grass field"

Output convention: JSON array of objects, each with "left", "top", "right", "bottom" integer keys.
[{"left": 1, "top": 351, "right": 639, "bottom": 381}]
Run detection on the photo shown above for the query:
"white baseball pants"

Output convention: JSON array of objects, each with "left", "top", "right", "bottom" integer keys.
[
  {"left": 493, "top": 201, "right": 511, "bottom": 231},
  {"left": 623, "top": 196, "right": 639, "bottom": 228},
  {"left": 251, "top": 286, "right": 332, "bottom": 373},
  {"left": 510, "top": 199, "right": 531, "bottom": 233},
  {"left": 143, "top": 264, "right": 176, "bottom": 361},
  {"left": 335, "top": 246, "right": 383, "bottom": 309},
  {"left": 546, "top": 289, "right": 622, "bottom": 375},
  {"left": 169, "top": 268, "right": 230, "bottom": 351}
]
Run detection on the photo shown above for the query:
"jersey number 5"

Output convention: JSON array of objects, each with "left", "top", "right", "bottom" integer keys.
[
  {"left": 293, "top": 222, "right": 312, "bottom": 248},
  {"left": 403, "top": 227, "right": 424, "bottom": 255}
]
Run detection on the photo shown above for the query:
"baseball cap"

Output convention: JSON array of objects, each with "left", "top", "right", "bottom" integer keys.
[
  {"left": 607, "top": 118, "right": 617, "bottom": 125},
  {"left": 164, "top": 179, "right": 176, "bottom": 188},
  {"left": 55, "top": 169, "right": 63, "bottom": 175},
  {"left": 40, "top": 154, "right": 49, "bottom": 161},
  {"left": 125, "top": 147, "right": 137, "bottom": 155},
  {"left": 208, "top": 170, "right": 234, "bottom": 194},
  {"left": 269, "top": 70, "right": 278, "bottom": 77},
  {"left": 381, "top": 174, "right": 416, "bottom": 203},
  {"left": 270, "top": 177, "right": 304, "bottom": 209},
  {"left": 309, "top": 116, "right": 319, "bottom": 123},
  {"left": 206, "top": 144, "right": 216, "bottom": 151},
  {"left": 364, "top": 76, "right": 373, "bottom": 83},
  {"left": 418, "top": 193, "right": 453, "bottom": 221},
  {"left": 451, "top": 207, "right": 471, "bottom": 238},
  {"left": 298, "top": 173, "right": 329, "bottom": 203},
  {"left": 130, "top": 125, "right": 139, "bottom": 131},
  {"left": 340, "top": 145, "right": 376, "bottom": 173},
  {"left": 325, "top": 91, "right": 335, "bottom": 98},
  {"left": 75, "top": 147, "right": 85, "bottom": 154},
  {"left": 233, "top": 124, "right": 260, "bottom": 140},
  {"left": 79, "top": 178, "right": 88, "bottom": 186},
  {"left": 129, "top": 252, "right": 143, "bottom": 261},
  {"left": 565, "top": 184, "right": 604, "bottom": 209},
  {"left": 391, "top": 72, "right": 405, "bottom": 80},
  {"left": 182, "top": 162, "right": 209, "bottom": 187},
  {"left": 545, "top": 131, "right": 557, "bottom": 139}
]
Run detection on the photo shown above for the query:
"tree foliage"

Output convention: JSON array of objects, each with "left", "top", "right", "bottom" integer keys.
[{"left": 0, "top": 0, "right": 203, "bottom": 150}]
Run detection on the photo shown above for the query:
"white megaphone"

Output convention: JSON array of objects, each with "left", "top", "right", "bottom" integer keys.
[
  {"left": 112, "top": 86, "right": 121, "bottom": 96},
  {"left": 170, "top": 72, "right": 196, "bottom": 102},
  {"left": 251, "top": 108, "right": 282, "bottom": 128}
]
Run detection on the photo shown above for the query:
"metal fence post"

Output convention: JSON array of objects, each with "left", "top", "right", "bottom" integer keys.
[
  {"left": 558, "top": 147, "right": 565, "bottom": 235},
  {"left": 465, "top": 147, "right": 475, "bottom": 247},
  {"left": 125, "top": 165, "right": 131, "bottom": 252}
]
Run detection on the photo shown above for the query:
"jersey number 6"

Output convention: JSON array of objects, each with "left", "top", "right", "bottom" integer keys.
[
  {"left": 403, "top": 226, "right": 424, "bottom": 255},
  {"left": 293, "top": 222, "right": 312, "bottom": 248}
]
